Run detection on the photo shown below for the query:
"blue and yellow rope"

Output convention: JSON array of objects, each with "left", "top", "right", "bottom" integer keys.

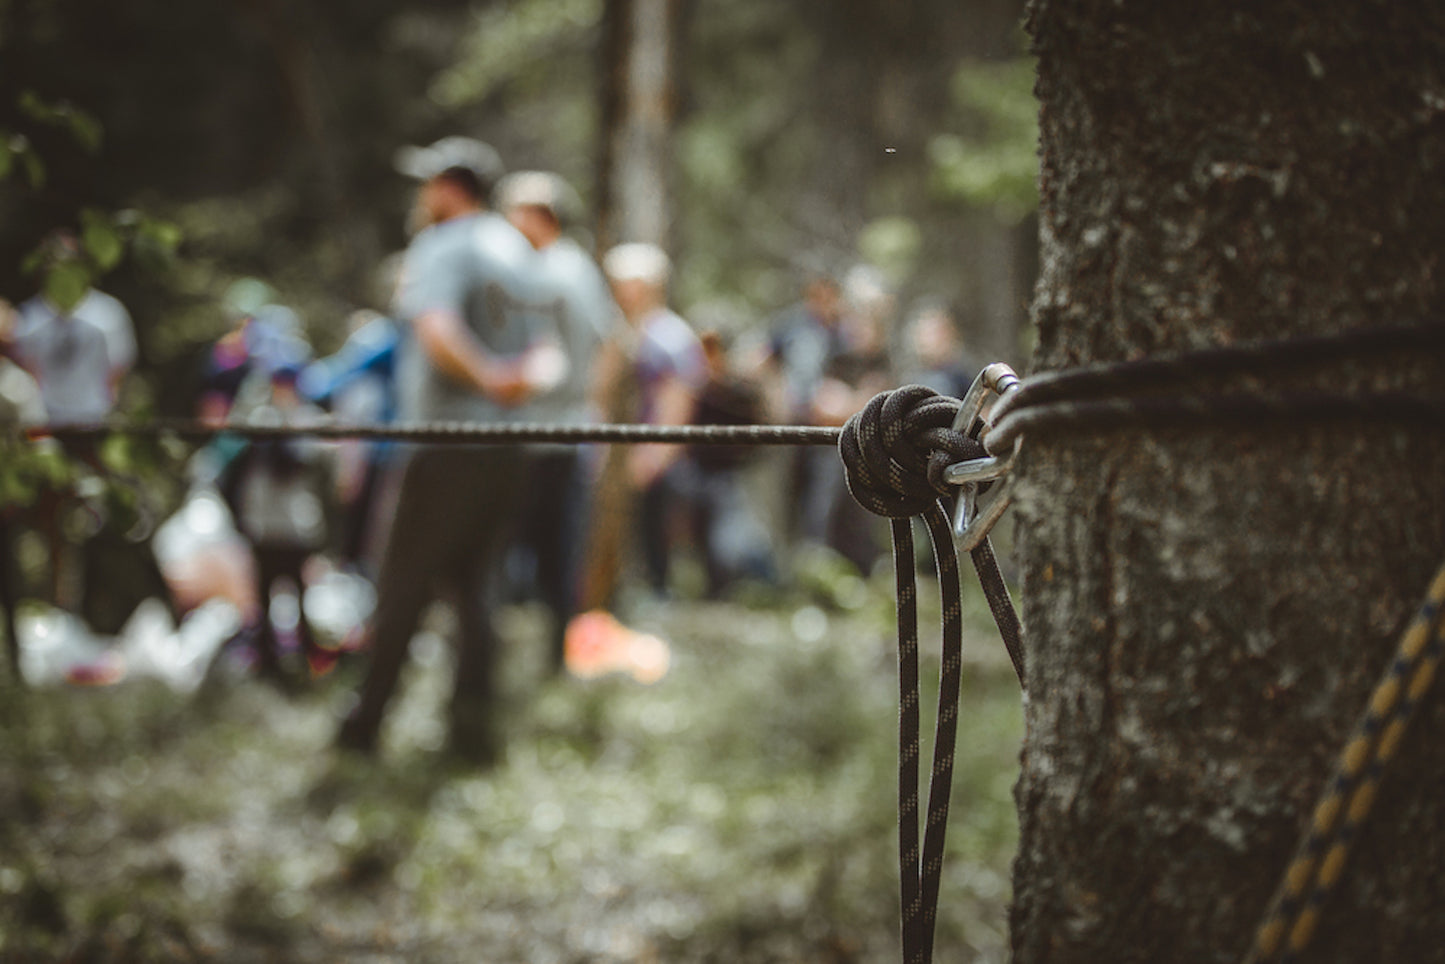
[{"left": 1246, "top": 561, "right": 1445, "bottom": 964}]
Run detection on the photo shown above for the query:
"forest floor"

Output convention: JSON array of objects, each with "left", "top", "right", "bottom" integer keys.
[{"left": 0, "top": 560, "right": 1023, "bottom": 963}]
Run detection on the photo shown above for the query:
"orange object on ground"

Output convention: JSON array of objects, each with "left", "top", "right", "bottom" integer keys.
[{"left": 564, "top": 610, "right": 670, "bottom": 684}]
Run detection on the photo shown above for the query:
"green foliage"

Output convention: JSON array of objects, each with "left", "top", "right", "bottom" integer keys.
[
  {"left": 5, "top": 89, "right": 181, "bottom": 311},
  {"left": 0, "top": 131, "right": 45, "bottom": 189},
  {"left": 432, "top": 0, "right": 603, "bottom": 108},
  {"left": 17, "top": 208, "right": 181, "bottom": 312},
  {"left": 0, "top": 92, "right": 102, "bottom": 192},
  {"left": 0, "top": 436, "right": 74, "bottom": 508},
  {"left": 18, "top": 90, "right": 103, "bottom": 154},
  {"left": 858, "top": 216, "right": 925, "bottom": 290},
  {"left": 3, "top": 0, "right": 1039, "bottom": 411},
  {"left": 928, "top": 58, "right": 1040, "bottom": 224}
]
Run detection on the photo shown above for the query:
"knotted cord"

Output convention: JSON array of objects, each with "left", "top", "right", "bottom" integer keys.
[{"left": 838, "top": 384, "right": 1024, "bottom": 964}]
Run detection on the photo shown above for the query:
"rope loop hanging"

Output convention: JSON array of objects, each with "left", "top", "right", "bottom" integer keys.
[{"left": 838, "top": 382, "right": 1023, "bottom": 964}]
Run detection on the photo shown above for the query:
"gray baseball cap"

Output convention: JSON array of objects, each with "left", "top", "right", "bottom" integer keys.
[{"left": 393, "top": 136, "right": 504, "bottom": 188}]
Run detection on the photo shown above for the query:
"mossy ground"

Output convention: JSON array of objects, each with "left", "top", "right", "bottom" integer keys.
[{"left": 0, "top": 566, "right": 1022, "bottom": 963}]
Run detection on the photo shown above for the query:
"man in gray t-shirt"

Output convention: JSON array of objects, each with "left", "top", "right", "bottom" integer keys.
[
  {"left": 339, "top": 136, "right": 554, "bottom": 762},
  {"left": 392, "top": 205, "right": 545, "bottom": 424}
]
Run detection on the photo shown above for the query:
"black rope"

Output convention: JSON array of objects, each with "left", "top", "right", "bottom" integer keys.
[
  {"left": 985, "top": 321, "right": 1445, "bottom": 455},
  {"left": 988, "top": 391, "right": 1445, "bottom": 455},
  {"left": 838, "top": 385, "right": 1025, "bottom": 964},
  {"left": 995, "top": 320, "right": 1444, "bottom": 414},
  {"left": 23, "top": 418, "right": 843, "bottom": 447}
]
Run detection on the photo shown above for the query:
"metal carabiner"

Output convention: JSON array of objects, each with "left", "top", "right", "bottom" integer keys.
[{"left": 946, "top": 363, "right": 1022, "bottom": 552}]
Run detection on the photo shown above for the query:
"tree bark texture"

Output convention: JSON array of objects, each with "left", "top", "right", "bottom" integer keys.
[{"left": 1011, "top": 3, "right": 1445, "bottom": 962}]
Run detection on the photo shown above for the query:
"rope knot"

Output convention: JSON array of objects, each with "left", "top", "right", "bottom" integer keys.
[{"left": 839, "top": 385, "right": 985, "bottom": 519}]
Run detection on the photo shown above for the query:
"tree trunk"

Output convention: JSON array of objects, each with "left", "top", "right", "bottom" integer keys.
[
  {"left": 596, "top": 0, "right": 683, "bottom": 250},
  {"left": 1011, "top": 3, "right": 1445, "bottom": 962},
  {"left": 583, "top": 0, "right": 682, "bottom": 609}
]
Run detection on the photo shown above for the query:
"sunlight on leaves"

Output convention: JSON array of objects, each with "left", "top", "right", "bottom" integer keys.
[
  {"left": 929, "top": 58, "right": 1039, "bottom": 224},
  {"left": 432, "top": 0, "right": 603, "bottom": 107},
  {"left": 81, "top": 209, "right": 125, "bottom": 272}
]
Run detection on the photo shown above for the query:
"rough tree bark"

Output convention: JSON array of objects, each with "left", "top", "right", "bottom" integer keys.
[{"left": 1010, "top": 3, "right": 1445, "bottom": 962}]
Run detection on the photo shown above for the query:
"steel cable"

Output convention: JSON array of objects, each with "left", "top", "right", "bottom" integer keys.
[{"left": 23, "top": 418, "right": 843, "bottom": 447}]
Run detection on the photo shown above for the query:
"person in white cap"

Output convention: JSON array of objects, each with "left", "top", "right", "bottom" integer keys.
[
  {"left": 337, "top": 135, "right": 561, "bottom": 763},
  {"left": 598, "top": 242, "right": 705, "bottom": 597},
  {"left": 498, "top": 171, "right": 620, "bottom": 673}
]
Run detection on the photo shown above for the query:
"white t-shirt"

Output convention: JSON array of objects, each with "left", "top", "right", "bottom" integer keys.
[{"left": 13, "top": 291, "right": 136, "bottom": 421}]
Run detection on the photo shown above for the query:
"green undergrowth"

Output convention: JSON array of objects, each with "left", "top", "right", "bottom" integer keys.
[{"left": 0, "top": 574, "right": 1022, "bottom": 962}]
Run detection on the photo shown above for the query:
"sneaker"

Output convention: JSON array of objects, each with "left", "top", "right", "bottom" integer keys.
[{"left": 564, "top": 610, "right": 670, "bottom": 684}]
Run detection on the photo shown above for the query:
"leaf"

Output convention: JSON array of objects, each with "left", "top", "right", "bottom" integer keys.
[
  {"left": 44, "top": 261, "right": 93, "bottom": 312},
  {"left": 100, "top": 434, "right": 133, "bottom": 474},
  {"left": 66, "top": 110, "right": 103, "bottom": 153},
  {"left": 82, "top": 211, "right": 125, "bottom": 271},
  {"left": 138, "top": 218, "right": 183, "bottom": 253},
  {"left": 17, "top": 89, "right": 50, "bottom": 122},
  {"left": 22, "top": 150, "right": 45, "bottom": 190},
  {"left": 20, "top": 246, "right": 46, "bottom": 276},
  {"left": 133, "top": 218, "right": 184, "bottom": 270},
  {"left": 0, "top": 134, "right": 11, "bottom": 181}
]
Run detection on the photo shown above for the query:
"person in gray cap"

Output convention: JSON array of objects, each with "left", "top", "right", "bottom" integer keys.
[
  {"left": 498, "top": 170, "right": 620, "bottom": 673},
  {"left": 337, "top": 136, "right": 562, "bottom": 763}
]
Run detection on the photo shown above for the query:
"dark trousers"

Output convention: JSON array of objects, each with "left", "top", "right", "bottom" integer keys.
[
  {"left": 639, "top": 465, "right": 683, "bottom": 595},
  {"left": 517, "top": 449, "right": 586, "bottom": 671},
  {"left": 251, "top": 544, "right": 318, "bottom": 678},
  {"left": 341, "top": 445, "right": 527, "bottom": 756}
]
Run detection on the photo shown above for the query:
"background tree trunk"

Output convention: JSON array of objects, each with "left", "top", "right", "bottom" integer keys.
[
  {"left": 596, "top": 0, "right": 683, "bottom": 250},
  {"left": 583, "top": 0, "right": 683, "bottom": 609},
  {"left": 1011, "top": 3, "right": 1445, "bottom": 962}
]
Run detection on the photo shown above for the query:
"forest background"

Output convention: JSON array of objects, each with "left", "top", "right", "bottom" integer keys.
[
  {"left": 0, "top": 3, "right": 1041, "bottom": 959},
  {"left": 1, "top": 0, "right": 1038, "bottom": 420}
]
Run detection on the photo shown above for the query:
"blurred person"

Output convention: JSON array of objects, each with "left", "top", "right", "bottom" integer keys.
[
  {"left": 0, "top": 298, "right": 47, "bottom": 679},
  {"left": 336, "top": 135, "right": 561, "bottom": 763},
  {"left": 199, "top": 290, "right": 315, "bottom": 519},
  {"left": 299, "top": 307, "right": 402, "bottom": 576},
  {"left": 902, "top": 301, "right": 979, "bottom": 400},
  {"left": 198, "top": 279, "right": 308, "bottom": 422},
  {"left": 498, "top": 170, "right": 620, "bottom": 672},
  {"left": 811, "top": 266, "right": 898, "bottom": 573},
  {"left": 762, "top": 269, "right": 851, "bottom": 554},
  {"left": 597, "top": 242, "right": 706, "bottom": 598},
  {"left": 197, "top": 282, "right": 315, "bottom": 497},
  {"left": 766, "top": 270, "right": 848, "bottom": 424},
  {"left": 684, "top": 326, "right": 777, "bottom": 597},
  {"left": 0, "top": 299, "right": 45, "bottom": 426},
  {"left": 224, "top": 362, "right": 332, "bottom": 683},
  {"left": 10, "top": 230, "right": 136, "bottom": 423},
  {"left": 7, "top": 234, "right": 144, "bottom": 628},
  {"left": 555, "top": 242, "right": 687, "bottom": 686}
]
